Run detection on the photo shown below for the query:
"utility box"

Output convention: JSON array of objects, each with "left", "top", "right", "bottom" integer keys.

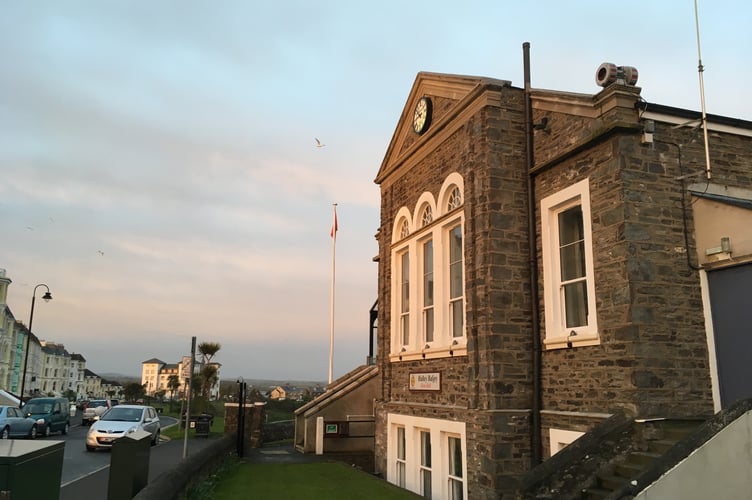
[
  {"left": 0, "top": 440, "right": 65, "bottom": 500},
  {"left": 107, "top": 429, "right": 152, "bottom": 500}
]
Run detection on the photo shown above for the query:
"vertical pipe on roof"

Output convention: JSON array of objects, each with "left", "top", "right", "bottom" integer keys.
[
  {"left": 693, "top": 0, "right": 712, "bottom": 180},
  {"left": 523, "top": 41, "right": 542, "bottom": 466}
]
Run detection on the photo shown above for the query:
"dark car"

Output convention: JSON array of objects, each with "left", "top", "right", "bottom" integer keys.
[{"left": 23, "top": 397, "right": 70, "bottom": 437}]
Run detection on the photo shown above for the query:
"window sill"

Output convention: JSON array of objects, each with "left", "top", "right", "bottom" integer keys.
[
  {"left": 543, "top": 333, "right": 600, "bottom": 350},
  {"left": 389, "top": 343, "right": 467, "bottom": 362}
]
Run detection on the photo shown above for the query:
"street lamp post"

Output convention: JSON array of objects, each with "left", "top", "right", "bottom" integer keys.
[{"left": 19, "top": 284, "right": 53, "bottom": 408}]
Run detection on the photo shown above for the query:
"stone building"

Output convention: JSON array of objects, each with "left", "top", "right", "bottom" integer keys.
[{"left": 372, "top": 61, "right": 752, "bottom": 499}]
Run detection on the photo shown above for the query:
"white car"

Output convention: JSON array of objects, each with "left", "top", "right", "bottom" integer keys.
[
  {"left": 81, "top": 399, "right": 113, "bottom": 425},
  {"left": 86, "top": 404, "right": 161, "bottom": 451}
]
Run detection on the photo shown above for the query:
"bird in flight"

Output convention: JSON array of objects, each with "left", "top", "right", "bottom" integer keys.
[
  {"left": 97, "top": 250, "right": 104, "bottom": 256},
  {"left": 315, "top": 138, "right": 325, "bottom": 148}
]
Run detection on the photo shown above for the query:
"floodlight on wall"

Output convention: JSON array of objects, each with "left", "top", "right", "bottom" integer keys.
[{"left": 595, "top": 63, "right": 639, "bottom": 87}]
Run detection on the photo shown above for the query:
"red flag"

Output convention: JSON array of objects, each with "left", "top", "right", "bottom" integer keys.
[{"left": 330, "top": 206, "right": 338, "bottom": 238}]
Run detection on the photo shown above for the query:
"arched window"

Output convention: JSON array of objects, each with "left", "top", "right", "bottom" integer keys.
[
  {"left": 400, "top": 219, "right": 410, "bottom": 239},
  {"left": 389, "top": 174, "right": 466, "bottom": 361},
  {"left": 420, "top": 205, "right": 433, "bottom": 227},
  {"left": 447, "top": 186, "right": 462, "bottom": 212}
]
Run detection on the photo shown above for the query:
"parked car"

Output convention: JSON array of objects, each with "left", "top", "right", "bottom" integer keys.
[
  {"left": 86, "top": 405, "right": 161, "bottom": 451},
  {"left": 82, "top": 399, "right": 113, "bottom": 425},
  {"left": 23, "top": 397, "right": 70, "bottom": 437},
  {"left": 0, "top": 405, "right": 39, "bottom": 439}
]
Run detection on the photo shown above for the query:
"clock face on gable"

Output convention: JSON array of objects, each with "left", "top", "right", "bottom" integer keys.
[{"left": 412, "top": 96, "right": 432, "bottom": 135}]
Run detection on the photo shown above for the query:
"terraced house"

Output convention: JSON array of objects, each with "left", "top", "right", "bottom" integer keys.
[{"left": 372, "top": 55, "right": 752, "bottom": 498}]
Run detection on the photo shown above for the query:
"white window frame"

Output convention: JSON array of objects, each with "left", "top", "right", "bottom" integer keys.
[
  {"left": 387, "top": 414, "right": 467, "bottom": 499},
  {"left": 421, "top": 238, "right": 435, "bottom": 346},
  {"left": 446, "top": 223, "right": 465, "bottom": 340},
  {"left": 396, "top": 425, "right": 406, "bottom": 488},
  {"left": 389, "top": 173, "right": 466, "bottom": 361},
  {"left": 399, "top": 250, "right": 410, "bottom": 348},
  {"left": 541, "top": 179, "right": 599, "bottom": 349},
  {"left": 418, "top": 429, "right": 432, "bottom": 498},
  {"left": 446, "top": 434, "right": 464, "bottom": 500}
]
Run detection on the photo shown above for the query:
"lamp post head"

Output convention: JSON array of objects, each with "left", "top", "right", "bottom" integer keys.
[{"left": 42, "top": 291, "right": 52, "bottom": 302}]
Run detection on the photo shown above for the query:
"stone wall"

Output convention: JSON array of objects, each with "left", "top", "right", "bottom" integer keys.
[
  {"left": 529, "top": 89, "right": 752, "bottom": 417},
  {"left": 375, "top": 74, "right": 752, "bottom": 498},
  {"left": 224, "top": 403, "right": 264, "bottom": 448},
  {"left": 375, "top": 83, "right": 533, "bottom": 499}
]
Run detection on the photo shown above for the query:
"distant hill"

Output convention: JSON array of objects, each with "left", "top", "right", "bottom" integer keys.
[
  {"left": 99, "top": 373, "right": 140, "bottom": 384},
  {"left": 97, "top": 374, "right": 326, "bottom": 390},
  {"left": 222, "top": 378, "right": 325, "bottom": 388}
]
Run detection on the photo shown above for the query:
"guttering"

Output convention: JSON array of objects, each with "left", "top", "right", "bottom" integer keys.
[{"left": 523, "top": 42, "right": 542, "bottom": 467}]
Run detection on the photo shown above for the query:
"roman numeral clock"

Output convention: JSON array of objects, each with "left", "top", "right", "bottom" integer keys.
[{"left": 412, "top": 96, "right": 432, "bottom": 135}]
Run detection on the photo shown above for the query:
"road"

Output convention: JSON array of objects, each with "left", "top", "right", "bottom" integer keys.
[
  {"left": 30, "top": 410, "right": 218, "bottom": 498},
  {"left": 53, "top": 412, "right": 178, "bottom": 485}
]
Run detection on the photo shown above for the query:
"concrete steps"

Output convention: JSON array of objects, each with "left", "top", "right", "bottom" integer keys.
[{"left": 581, "top": 419, "right": 703, "bottom": 499}]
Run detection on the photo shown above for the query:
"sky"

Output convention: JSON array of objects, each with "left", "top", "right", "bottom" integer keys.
[{"left": 1, "top": 1, "right": 750, "bottom": 382}]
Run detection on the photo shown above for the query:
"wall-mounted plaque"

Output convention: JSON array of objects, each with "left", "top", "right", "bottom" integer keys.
[{"left": 409, "top": 372, "right": 441, "bottom": 391}]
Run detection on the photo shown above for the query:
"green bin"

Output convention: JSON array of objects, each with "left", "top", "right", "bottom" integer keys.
[
  {"left": 107, "top": 429, "right": 152, "bottom": 500},
  {"left": 0, "top": 440, "right": 65, "bottom": 500}
]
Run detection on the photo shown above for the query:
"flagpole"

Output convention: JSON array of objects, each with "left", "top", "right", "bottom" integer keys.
[{"left": 329, "top": 203, "right": 338, "bottom": 385}]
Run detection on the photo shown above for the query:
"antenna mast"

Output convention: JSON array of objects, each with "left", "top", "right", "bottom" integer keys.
[{"left": 694, "top": 0, "right": 712, "bottom": 180}]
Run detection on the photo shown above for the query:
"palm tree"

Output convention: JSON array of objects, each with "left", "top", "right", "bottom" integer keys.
[
  {"left": 167, "top": 374, "right": 181, "bottom": 400},
  {"left": 199, "top": 364, "right": 219, "bottom": 400},
  {"left": 197, "top": 342, "right": 221, "bottom": 364}
]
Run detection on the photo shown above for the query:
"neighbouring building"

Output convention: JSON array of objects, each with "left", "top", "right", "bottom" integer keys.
[
  {"left": 0, "top": 270, "right": 92, "bottom": 400},
  {"left": 141, "top": 356, "right": 221, "bottom": 400},
  {"left": 17, "top": 323, "right": 42, "bottom": 398},
  {"left": 39, "top": 341, "right": 70, "bottom": 396},
  {"left": 83, "top": 368, "right": 105, "bottom": 398},
  {"left": 372, "top": 60, "right": 752, "bottom": 499},
  {"left": 0, "top": 270, "right": 20, "bottom": 392},
  {"left": 101, "top": 378, "right": 123, "bottom": 399},
  {"left": 269, "top": 385, "right": 304, "bottom": 401},
  {"left": 69, "top": 353, "right": 86, "bottom": 398}
]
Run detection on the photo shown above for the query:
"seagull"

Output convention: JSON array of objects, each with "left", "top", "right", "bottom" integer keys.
[
  {"left": 315, "top": 138, "right": 326, "bottom": 148},
  {"left": 97, "top": 250, "right": 104, "bottom": 256}
]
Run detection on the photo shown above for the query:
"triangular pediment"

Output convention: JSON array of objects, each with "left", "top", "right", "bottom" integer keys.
[{"left": 375, "top": 71, "right": 512, "bottom": 185}]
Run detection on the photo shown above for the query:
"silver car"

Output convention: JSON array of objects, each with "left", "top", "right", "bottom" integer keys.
[{"left": 85, "top": 404, "right": 160, "bottom": 451}]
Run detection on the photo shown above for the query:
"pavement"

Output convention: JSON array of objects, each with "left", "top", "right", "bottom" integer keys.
[
  {"left": 240, "top": 442, "right": 329, "bottom": 465},
  {"left": 59, "top": 435, "right": 217, "bottom": 500},
  {"left": 242, "top": 442, "right": 376, "bottom": 473},
  {"left": 60, "top": 438, "right": 366, "bottom": 500}
]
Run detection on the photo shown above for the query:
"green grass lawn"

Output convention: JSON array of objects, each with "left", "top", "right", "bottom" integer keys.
[
  {"left": 162, "top": 414, "right": 225, "bottom": 440},
  {"left": 207, "top": 462, "right": 420, "bottom": 499}
]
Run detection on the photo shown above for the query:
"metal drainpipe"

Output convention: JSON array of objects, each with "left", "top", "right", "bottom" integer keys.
[
  {"left": 523, "top": 41, "right": 542, "bottom": 466},
  {"left": 369, "top": 300, "right": 378, "bottom": 365}
]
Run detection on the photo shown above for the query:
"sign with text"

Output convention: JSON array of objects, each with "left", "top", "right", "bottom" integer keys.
[
  {"left": 325, "top": 423, "right": 339, "bottom": 434},
  {"left": 409, "top": 372, "right": 441, "bottom": 391}
]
